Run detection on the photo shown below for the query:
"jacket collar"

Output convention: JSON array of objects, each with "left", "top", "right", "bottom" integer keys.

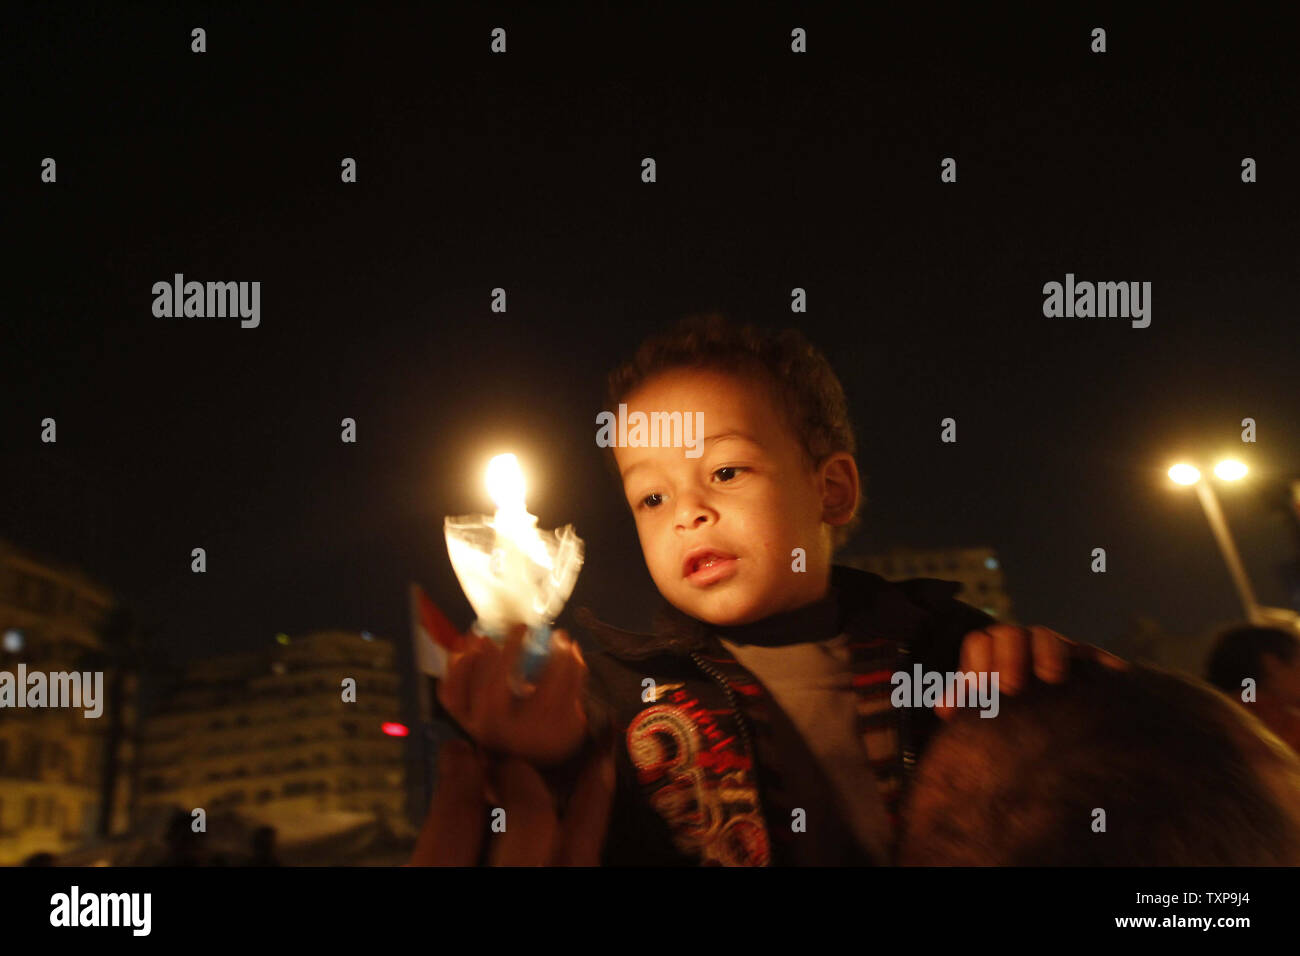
[{"left": 576, "top": 564, "right": 944, "bottom": 660}]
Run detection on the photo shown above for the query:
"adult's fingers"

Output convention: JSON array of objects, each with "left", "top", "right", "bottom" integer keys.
[
  {"left": 487, "top": 757, "right": 558, "bottom": 866},
  {"left": 1030, "top": 626, "right": 1070, "bottom": 683},
  {"left": 959, "top": 628, "right": 994, "bottom": 677},
  {"left": 1094, "top": 647, "right": 1130, "bottom": 670},
  {"left": 990, "top": 625, "right": 1029, "bottom": 695},
  {"left": 554, "top": 743, "right": 616, "bottom": 866},
  {"left": 408, "top": 739, "right": 486, "bottom": 866}
]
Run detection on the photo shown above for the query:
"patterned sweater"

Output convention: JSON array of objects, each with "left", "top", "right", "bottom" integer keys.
[{"left": 574, "top": 564, "right": 995, "bottom": 866}]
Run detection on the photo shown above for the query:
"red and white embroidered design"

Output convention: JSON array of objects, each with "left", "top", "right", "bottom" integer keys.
[{"left": 627, "top": 702, "right": 769, "bottom": 866}]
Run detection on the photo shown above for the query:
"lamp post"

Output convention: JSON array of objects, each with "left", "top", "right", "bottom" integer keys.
[{"left": 1168, "top": 460, "right": 1300, "bottom": 632}]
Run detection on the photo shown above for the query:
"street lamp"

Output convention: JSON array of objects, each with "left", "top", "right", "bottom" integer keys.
[{"left": 1168, "top": 459, "right": 1300, "bottom": 632}]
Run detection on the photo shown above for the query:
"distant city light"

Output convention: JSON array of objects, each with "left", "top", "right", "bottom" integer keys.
[
  {"left": 381, "top": 722, "right": 409, "bottom": 737},
  {"left": 983, "top": 557, "right": 999, "bottom": 570},
  {"left": 2, "top": 629, "right": 23, "bottom": 652},
  {"left": 271, "top": 661, "right": 287, "bottom": 676},
  {"left": 275, "top": 633, "right": 290, "bottom": 645},
  {"left": 361, "top": 631, "right": 373, "bottom": 641}
]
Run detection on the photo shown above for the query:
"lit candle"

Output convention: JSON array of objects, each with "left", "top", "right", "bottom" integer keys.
[{"left": 445, "top": 453, "right": 584, "bottom": 688}]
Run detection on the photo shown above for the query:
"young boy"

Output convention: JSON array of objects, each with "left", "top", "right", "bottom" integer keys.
[{"left": 429, "top": 313, "right": 1093, "bottom": 866}]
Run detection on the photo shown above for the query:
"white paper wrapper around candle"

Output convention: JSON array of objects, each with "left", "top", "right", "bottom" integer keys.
[{"left": 444, "top": 515, "right": 584, "bottom": 637}]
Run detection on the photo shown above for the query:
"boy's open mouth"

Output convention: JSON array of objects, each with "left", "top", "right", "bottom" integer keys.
[{"left": 682, "top": 549, "right": 739, "bottom": 585}]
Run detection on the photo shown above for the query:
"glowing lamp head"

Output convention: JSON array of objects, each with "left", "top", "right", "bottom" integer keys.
[
  {"left": 1169, "top": 464, "right": 1201, "bottom": 486},
  {"left": 486, "top": 454, "right": 527, "bottom": 513},
  {"left": 1214, "top": 460, "right": 1248, "bottom": 481}
]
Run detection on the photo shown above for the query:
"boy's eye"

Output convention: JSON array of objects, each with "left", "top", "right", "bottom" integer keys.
[
  {"left": 713, "top": 466, "right": 747, "bottom": 482},
  {"left": 640, "top": 493, "right": 664, "bottom": 509}
]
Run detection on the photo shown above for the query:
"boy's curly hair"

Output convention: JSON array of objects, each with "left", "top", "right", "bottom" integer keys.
[{"left": 606, "top": 312, "right": 862, "bottom": 548}]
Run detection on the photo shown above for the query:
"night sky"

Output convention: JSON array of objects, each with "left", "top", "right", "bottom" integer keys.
[{"left": 6, "top": 4, "right": 1299, "bottom": 686}]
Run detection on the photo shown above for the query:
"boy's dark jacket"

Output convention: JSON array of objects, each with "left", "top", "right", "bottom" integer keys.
[{"left": 571, "top": 564, "right": 995, "bottom": 866}]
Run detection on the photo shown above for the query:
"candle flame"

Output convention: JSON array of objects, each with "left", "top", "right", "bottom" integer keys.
[{"left": 486, "top": 453, "right": 527, "bottom": 513}]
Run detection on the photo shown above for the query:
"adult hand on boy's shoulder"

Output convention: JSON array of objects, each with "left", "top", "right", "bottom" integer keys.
[
  {"left": 436, "top": 625, "right": 590, "bottom": 766},
  {"left": 936, "top": 623, "right": 1129, "bottom": 720},
  {"left": 407, "top": 738, "right": 614, "bottom": 866}
]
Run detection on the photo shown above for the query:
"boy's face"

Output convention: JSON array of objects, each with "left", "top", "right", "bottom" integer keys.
[{"left": 613, "top": 368, "right": 857, "bottom": 626}]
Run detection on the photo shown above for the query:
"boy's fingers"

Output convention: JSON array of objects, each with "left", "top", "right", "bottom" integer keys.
[
  {"left": 466, "top": 635, "right": 509, "bottom": 729},
  {"left": 409, "top": 739, "right": 486, "bottom": 866},
  {"left": 488, "top": 757, "right": 558, "bottom": 866},
  {"left": 437, "top": 641, "right": 483, "bottom": 723},
  {"left": 1030, "top": 626, "right": 1070, "bottom": 683},
  {"left": 496, "top": 624, "right": 538, "bottom": 697},
  {"left": 556, "top": 642, "right": 588, "bottom": 711},
  {"left": 527, "top": 628, "right": 566, "bottom": 696},
  {"left": 990, "top": 625, "right": 1028, "bottom": 694},
  {"left": 535, "top": 633, "right": 585, "bottom": 712},
  {"left": 556, "top": 745, "right": 616, "bottom": 866},
  {"left": 501, "top": 623, "right": 528, "bottom": 672}
]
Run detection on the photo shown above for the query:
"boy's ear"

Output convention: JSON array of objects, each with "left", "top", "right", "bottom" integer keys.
[{"left": 819, "top": 452, "right": 860, "bottom": 527}]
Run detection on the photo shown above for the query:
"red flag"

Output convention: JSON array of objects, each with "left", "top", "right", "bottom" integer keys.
[{"left": 409, "top": 582, "right": 466, "bottom": 677}]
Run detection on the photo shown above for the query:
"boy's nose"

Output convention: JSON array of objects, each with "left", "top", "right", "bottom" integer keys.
[{"left": 675, "top": 497, "right": 717, "bottom": 530}]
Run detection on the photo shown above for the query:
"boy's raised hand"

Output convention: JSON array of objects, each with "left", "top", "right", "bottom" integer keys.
[
  {"left": 436, "top": 624, "right": 590, "bottom": 766},
  {"left": 936, "top": 623, "right": 1129, "bottom": 720}
]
